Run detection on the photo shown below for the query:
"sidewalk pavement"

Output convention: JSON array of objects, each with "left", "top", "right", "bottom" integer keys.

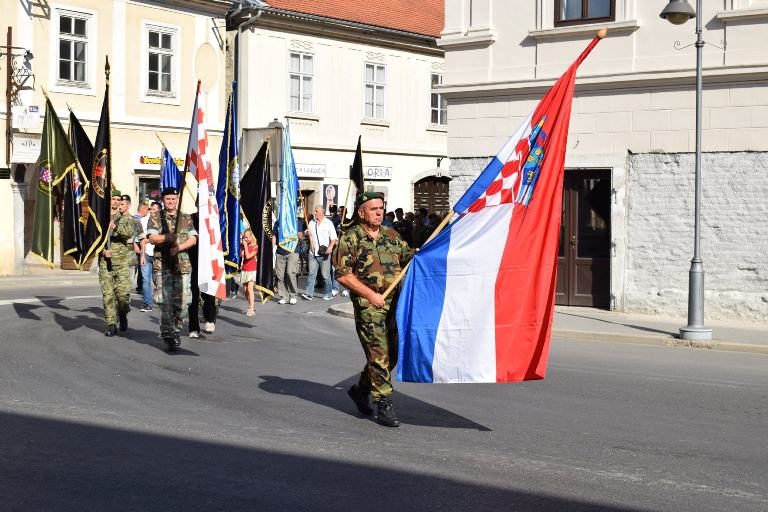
[
  {"left": 0, "top": 265, "right": 98, "bottom": 289},
  {"left": 327, "top": 301, "right": 768, "bottom": 355}
]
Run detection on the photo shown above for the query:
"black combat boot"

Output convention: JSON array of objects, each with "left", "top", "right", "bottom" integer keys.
[
  {"left": 164, "top": 336, "right": 177, "bottom": 352},
  {"left": 118, "top": 313, "right": 128, "bottom": 332},
  {"left": 347, "top": 385, "right": 373, "bottom": 416},
  {"left": 104, "top": 325, "right": 117, "bottom": 337},
  {"left": 374, "top": 397, "right": 400, "bottom": 428}
]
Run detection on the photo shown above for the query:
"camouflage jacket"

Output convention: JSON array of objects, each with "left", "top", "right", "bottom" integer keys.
[
  {"left": 103, "top": 211, "right": 137, "bottom": 267},
  {"left": 333, "top": 223, "right": 413, "bottom": 302},
  {"left": 146, "top": 211, "right": 197, "bottom": 274}
]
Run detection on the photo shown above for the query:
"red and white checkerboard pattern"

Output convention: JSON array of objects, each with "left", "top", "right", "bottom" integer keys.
[{"left": 466, "top": 136, "right": 530, "bottom": 214}]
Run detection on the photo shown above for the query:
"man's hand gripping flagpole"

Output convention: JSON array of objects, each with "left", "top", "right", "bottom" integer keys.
[{"left": 381, "top": 210, "right": 454, "bottom": 300}]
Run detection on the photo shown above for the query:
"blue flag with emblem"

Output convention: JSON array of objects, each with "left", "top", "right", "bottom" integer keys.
[
  {"left": 278, "top": 121, "right": 298, "bottom": 252},
  {"left": 160, "top": 146, "right": 183, "bottom": 191},
  {"left": 217, "top": 82, "right": 242, "bottom": 274}
]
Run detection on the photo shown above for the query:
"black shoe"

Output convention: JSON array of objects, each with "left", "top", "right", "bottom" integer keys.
[
  {"left": 104, "top": 325, "right": 117, "bottom": 337},
  {"left": 118, "top": 313, "right": 128, "bottom": 331},
  {"left": 163, "top": 336, "right": 177, "bottom": 352},
  {"left": 374, "top": 397, "right": 400, "bottom": 428},
  {"left": 347, "top": 385, "right": 373, "bottom": 416}
]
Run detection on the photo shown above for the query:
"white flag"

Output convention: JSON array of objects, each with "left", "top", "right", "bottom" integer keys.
[{"left": 186, "top": 82, "right": 226, "bottom": 300}]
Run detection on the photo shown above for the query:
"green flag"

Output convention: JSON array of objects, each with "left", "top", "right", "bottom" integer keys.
[{"left": 31, "top": 98, "right": 79, "bottom": 267}]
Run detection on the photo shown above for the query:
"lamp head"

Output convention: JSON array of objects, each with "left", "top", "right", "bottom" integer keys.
[{"left": 660, "top": 0, "right": 696, "bottom": 25}]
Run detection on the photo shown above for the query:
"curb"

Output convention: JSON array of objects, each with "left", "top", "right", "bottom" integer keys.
[
  {"left": 328, "top": 304, "right": 768, "bottom": 356},
  {"left": 0, "top": 274, "right": 99, "bottom": 288}
]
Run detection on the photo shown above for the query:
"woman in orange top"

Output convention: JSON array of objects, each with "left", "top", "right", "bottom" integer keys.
[{"left": 240, "top": 229, "right": 258, "bottom": 316}]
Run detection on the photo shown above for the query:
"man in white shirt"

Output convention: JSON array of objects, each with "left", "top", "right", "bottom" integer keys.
[
  {"left": 302, "top": 205, "right": 338, "bottom": 300},
  {"left": 139, "top": 201, "right": 160, "bottom": 312}
]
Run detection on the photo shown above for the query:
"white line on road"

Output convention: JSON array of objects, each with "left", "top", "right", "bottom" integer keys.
[{"left": 0, "top": 295, "right": 101, "bottom": 306}]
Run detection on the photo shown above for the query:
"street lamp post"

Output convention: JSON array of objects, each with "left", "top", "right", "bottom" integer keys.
[{"left": 660, "top": 0, "right": 712, "bottom": 341}]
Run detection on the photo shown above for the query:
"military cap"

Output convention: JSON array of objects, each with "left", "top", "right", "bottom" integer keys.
[
  {"left": 111, "top": 189, "right": 122, "bottom": 197},
  {"left": 356, "top": 191, "right": 384, "bottom": 206},
  {"left": 161, "top": 186, "right": 180, "bottom": 196},
  {"left": 120, "top": 194, "right": 131, "bottom": 202}
]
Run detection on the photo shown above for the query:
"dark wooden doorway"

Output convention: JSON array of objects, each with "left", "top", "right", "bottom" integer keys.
[
  {"left": 413, "top": 176, "right": 450, "bottom": 215},
  {"left": 556, "top": 169, "right": 611, "bottom": 308}
]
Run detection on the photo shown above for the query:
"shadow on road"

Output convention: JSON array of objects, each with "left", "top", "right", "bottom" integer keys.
[
  {"left": 258, "top": 375, "right": 493, "bottom": 431},
  {"left": 558, "top": 311, "right": 676, "bottom": 337},
  {"left": 0, "top": 410, "right": 650, "bottom": 512}
]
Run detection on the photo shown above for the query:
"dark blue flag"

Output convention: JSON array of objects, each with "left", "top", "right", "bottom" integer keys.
[
  {"left": 217, "top": 81, "right": 241, "bottom": 274},
  {"left": 160, "top": 146, "right": 183, "bottom": 191}
]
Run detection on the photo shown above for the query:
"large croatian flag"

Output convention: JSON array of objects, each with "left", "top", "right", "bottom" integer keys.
[
  {"left": 396, "top": 35, "right": 603, "bottom": 384},
  {"left": 186, "top": 81, "right": 227, "bottom": 300}
]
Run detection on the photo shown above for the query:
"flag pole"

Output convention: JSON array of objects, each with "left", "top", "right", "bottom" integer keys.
[{"left": 381, "top": 210, "right": 453, "bottom": 300}]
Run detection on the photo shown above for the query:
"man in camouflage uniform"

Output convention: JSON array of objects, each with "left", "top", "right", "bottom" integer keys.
[
  {"left": 146, "top": 187, "right": 198, "bottom": 351},
  {"left": 100, "top": 189, "right": 136, "bottom": 337},
  {"left": 334, "top": 191, "right": 413, "bottom": 427}
]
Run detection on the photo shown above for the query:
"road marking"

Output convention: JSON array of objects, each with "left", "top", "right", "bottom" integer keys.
[{"left": 0, "top": 295, "right": 101, "bottom": 306}]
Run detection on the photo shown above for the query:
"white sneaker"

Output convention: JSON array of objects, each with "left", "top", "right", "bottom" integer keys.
[
  {"left": 289, "top": 298, "right": 297, "bottom": 305},
  {"left": 331, "top": 289, "right": 339, "bottom": 297},
  {"left": 277, "top": 299, "right": 287, "bottom": 305},
  {"left": 341, "top": 290, "right": 349, "bottom": 297},
  {"left": 323, "top": 295, "right": 332, "bottom": 301},
  {"left": 204, "top": 322, "right": 215, "bottom": 334},
  {"left": 301, "top": 293, "right": 313, "bottom": 301},
  {"left": 189, "top": 331, "right": 200, "bottom": 339}
]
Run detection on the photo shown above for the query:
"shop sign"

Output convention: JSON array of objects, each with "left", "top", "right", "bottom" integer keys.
[
  {"left": 134, "top": 152, "right": 184, "bottom": 170},
  {"left": 364, "top": 166, "right": 392, "bottom": 180},
  {"left": 296, "top": 163, "right": 326, "bottom": 178},
  {"left": 11, "top": 133, "right": 41, "bottom": 163}
]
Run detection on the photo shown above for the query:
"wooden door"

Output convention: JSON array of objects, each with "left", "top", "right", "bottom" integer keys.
[
  {"left": 556, "top": 170, "right": 611, "bottom": 308},
  {"left": 413, "top": 176, "right": 451, "bottom": 215}
]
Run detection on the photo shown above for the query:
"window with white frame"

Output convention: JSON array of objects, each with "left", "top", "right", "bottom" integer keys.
[
  {"left": 364, "top": 63, "right": 386, "bottom": 120},
  {"left": 430, "top": 73, "right": 447, "bottom": 126},
  {"left": 58, "top": 13, "right": 89, "bottom": 83},
  {"left": 147, "top": 28, "right": 175, "bottom": 95},
  {"left": 289, "top": 52, "right": 314, "bottom": 112}
]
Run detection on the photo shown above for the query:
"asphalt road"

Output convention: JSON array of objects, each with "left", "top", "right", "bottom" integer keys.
[{"left": 0, "top": 282, "right": 766, "bottom": 511}]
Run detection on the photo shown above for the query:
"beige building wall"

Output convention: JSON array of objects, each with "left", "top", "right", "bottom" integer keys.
[
  {"left": 0, "top": 0, "right": 228, "bottom": 275},
  {"left": 239, "top": 17, "right": 448, "bottom": 212}
]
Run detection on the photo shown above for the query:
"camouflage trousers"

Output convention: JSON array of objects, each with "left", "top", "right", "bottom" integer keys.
[
  {"left": 154, "top": 269, "right": 192, "bottom": 337},
  {"left": 353, "top": 298, "right": 399, "bottom": 399},
  {"left": 99, "top": 260, "right": 131, "bottom": 326}
]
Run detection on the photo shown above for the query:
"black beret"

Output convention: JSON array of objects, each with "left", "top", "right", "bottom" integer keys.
[
  {"left": 161, "top": 187, "right": 180, "bottom": 196},
  {"left": 120, "top": 194, "right": 131, "bottom": 202},
  {"left": 356, "top": 191, "right": 384, "bottom": 206}
]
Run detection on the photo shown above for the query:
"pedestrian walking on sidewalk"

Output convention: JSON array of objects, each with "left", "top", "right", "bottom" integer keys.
[
  {"left": 303, "top": 205, "right": 337, "bottom": 301},
  {"left": 138, "top": 201, "right": 160, "bottom": 312},
  {"left": 334, "top": 191, "right": 413, "bottom": 427},
  {"left": 272, "top": 219, "right": 304, "bottom": 305}
]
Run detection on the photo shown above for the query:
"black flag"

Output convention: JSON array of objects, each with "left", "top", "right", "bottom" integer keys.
[
  {"left": 62, "top": 111, "right": 93, "bottom": 267},
  {"left": 350, "top": 135, "right": 364, "bottom": 196},
  {"left": 82, "top": 59, "right": 112, "bottom": 264},
  {"left": 240, "top": 141, "right": 274, "bottom": 300},
  {"left": 342, "top": 136, "right": 365, "bottom": 230}
]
